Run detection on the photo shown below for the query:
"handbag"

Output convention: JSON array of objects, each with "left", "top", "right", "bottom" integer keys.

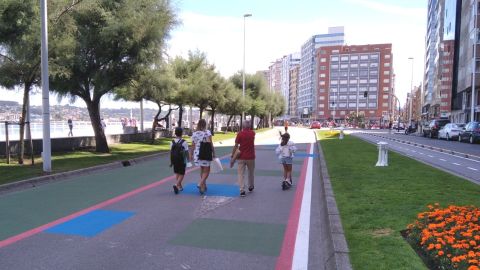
[
  {"left": 198, "top": 132, "right": 213, "bottom": 161},
  {"left": 210, "top": 158, "right": 223, "bottom": 173}
]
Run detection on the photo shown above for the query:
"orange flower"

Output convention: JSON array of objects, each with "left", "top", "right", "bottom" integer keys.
[
  {"left": 468, "top": 266, "right": 480, "bottom": 270},
  {"left": 438, "top": 250, "right": 444, "bottom": 256}
]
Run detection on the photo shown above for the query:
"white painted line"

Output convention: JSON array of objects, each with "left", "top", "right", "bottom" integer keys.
[
  {"left": 468, "top": 167, "right": 478, "bottom": 171},
  {"left": 419, "top": 153, "right": 425, "bottom": 155},
  {"left": 428, "top": 155, "right": 434, "bottom": 158},
  {"left": 292, "top": 143, "right": 313, "bottom": 269},
  {"left": 452, "top": 163, "right": 461, "bottom": 166},
  {"left": 439, "top": 159, "right": 446, "bottom": 161}
]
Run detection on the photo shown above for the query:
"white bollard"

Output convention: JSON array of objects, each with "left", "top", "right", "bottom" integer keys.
[
  {"left": 339, "top": 126, "right": 344, "bottom": 140},
  {"left": 375, "top": 141, "right": 388, "bottom": 166}
]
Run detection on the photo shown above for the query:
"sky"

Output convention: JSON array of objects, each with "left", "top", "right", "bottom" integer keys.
[{"left": 0, "top": 0, "right": 427, "bottom": 109}]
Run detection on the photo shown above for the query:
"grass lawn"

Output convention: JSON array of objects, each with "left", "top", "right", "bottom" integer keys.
[
  {"left": 0, "top": 138, "right": 174, "bottom": 186},
  {"left": 317, "top": 131, "right": 480, "bottom": 270}
]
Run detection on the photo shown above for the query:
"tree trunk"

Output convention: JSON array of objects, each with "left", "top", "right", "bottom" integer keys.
[
  {"left": 178, "top": 104, "right": 183, "bottom": 128},
  {"left": 18, "top": 83, "right": 31, "bottom": 164},
  {"left": 199, "top": 107, "right": 204, "bottom": 119},
  {"left": 250, "top": 115, "right": 255, "bottom": 129},
  {"left": 210, "top": 108, "right": 215, "bottom": 135},
  {"left": 86, "top": 100, "right": 109, "bottom": 153},
  {"left": 226, "top": 115, "right": 233, "bottom": 132},
  {"left": 151, "top": 103, "right": 162, "bottom": 143}
]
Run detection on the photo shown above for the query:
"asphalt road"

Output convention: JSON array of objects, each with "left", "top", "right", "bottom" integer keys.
[
  {"left": 352, "top": 131, "right": 480, "bottom": 184},
  {"left": 0, "top": 128, "right": 330, "bottom": 270}
]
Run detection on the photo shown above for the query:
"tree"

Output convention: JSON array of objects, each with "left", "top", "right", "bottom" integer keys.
[
  {"left": 115, "top": 64, "right": 178, "bottom": 142},
  {"left": 218, "top": 86, "right": 249, "bottom": 131},
  {"left": 50, "top": 0, "right": 177, "bottom": 152},
  {"left": 0, "top": 0, "right": 83, "bottom": 163}
]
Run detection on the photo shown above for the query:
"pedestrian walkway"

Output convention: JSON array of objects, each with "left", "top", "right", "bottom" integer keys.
[{"left": 0, "top": 128, "right": 336, "bottom": 270}]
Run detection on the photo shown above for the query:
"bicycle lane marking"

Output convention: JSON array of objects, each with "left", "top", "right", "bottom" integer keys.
[
  {"left": 275, "top": 143, "right": 312, "bottom": 270},
  {"left": 0, "top": 166, "right": 201, "bottom": 249}
]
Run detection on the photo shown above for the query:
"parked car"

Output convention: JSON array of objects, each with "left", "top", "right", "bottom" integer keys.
[
  {"left": 438, "top": 123, "right": 464, "bottom": 141},
  {"left": 423, "top": 119, "right": 450, "bottom": 138},
  {"left": 458, "top": 121, "right": 480, "bottom": 144},
  {"left": 310, "top": 121, "right": 321, "bottom": 129}
]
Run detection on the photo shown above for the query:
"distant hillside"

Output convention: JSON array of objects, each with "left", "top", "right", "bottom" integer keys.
[{"left": 0, "top": 100, "right": 19, "bottom": 107}]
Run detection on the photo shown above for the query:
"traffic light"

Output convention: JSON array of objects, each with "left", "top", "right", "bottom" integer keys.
[{"left": 363, "top": 91, "right": 368, "bottom": 98}]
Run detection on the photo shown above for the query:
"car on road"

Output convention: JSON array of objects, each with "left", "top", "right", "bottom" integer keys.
[
  {"left": 310, "top": 121, "right": 321, "bottom": 129},
  {"left": 458, "top": 121, "right": 480, "bottom": 144},
  {"left": 438, "top": 123, "right": 465, "bottom": 141},
  {"left": 423, "top": 119, "right": 450, "bottom": 138}
]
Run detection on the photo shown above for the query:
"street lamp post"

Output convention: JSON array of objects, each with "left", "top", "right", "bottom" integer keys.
[
  {"left": 40, "top": 0, "right": 51, "bottom": 172},
  {"left": 471, "top": 1, "right": 478, "bottom": 122},
  {"left": 241, "top": 13, "right": 252, "bottom": 129},
  {"left": 408, "top": 57, "right": 414, "bottom": 125}
]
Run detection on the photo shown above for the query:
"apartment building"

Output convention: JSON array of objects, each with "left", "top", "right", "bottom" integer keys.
[{"left": 315, "top": 44, "right": 394, "bottom": 124}]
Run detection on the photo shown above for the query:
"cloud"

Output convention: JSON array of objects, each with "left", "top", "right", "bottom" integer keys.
[{"left": 343, "top": 0, "right": 426, "bottom": 18}]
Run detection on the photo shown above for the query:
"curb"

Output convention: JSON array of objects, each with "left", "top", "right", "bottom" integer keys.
[
  {"left": 314, "top": 131, "right": 353, "bottom": 270},
  {"left": 0, "top": 152, "right": 168, "bottom": 195},
  {"left": 362, "top": 132, "right": 480, "bottom": 161}
]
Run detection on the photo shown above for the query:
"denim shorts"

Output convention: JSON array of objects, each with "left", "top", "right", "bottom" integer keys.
[{"left": 280, "top": 157, "right": 293, "bottom": 165}]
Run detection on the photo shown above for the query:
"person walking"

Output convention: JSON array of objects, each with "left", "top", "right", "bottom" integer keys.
[
  {"left": 231, "top": 120, "right": 255, "bottom": 197},
  {"left": 67, "top": 118, "right": 73, "bottom": 137},
  {"left": 170, "top": 127, "right": 191, "bottom": 194},
  {"left": 276, "top": 132, "right": 297, "bottom": 190},
  {"left": 191, "top": 119, "right": 215, "bottom": 195}
]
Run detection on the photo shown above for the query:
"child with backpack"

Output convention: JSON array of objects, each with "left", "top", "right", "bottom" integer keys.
[
  {"left": 275, "top": 132, "right": 297, "bottom": 190},
  {"left": 170, "top": 127, "right": 191, "bottom": 194}
]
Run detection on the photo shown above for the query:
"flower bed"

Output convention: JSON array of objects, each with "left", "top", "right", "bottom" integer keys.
[{"left": 405, "top": 204, "right": 480, "bottom": 270}]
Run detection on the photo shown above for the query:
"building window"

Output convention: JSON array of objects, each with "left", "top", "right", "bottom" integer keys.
[
  {"left": 370, "top": 63, "right": 378, "bottom": 68},
  {"left": 383, "top": 70, "right": 390, "bottom": 75},
  {"left": 383, "top": 94, "right": 389, "bottom": 99},
  {"left": 320, "top": 66, "right": 326, "bottom": 70},
  {"left": 340, "top": 111, "right": 346, "bottom": 115},
  {"left": 382, "top": 102, "right": 389, "bottom": 107},
  {"left": 319, "top": 50, "right": 327, "bottom": 54},
  {"left": 320, "top": 73, "right": 326, "bottom": 78},
  {"left": 350, "top": 64, "right": 358, "bottom": 68},
  {"left": 350, "top": 80, "right": 358, "bottom": 84},
  {"left": 384, "top": 54, "right": 391, "bottom": 59},
  {"left": 369, "top": 79, "right": 378, "bottom": 83},
  {"left": 339, "top": 103, "right": 347, "bottom": 108},
  {"left": 359, "top": 103, "right": 366, "bottom": 108},
  {"left": 360, "top": 55, "right": 369, "bottom": 60},
  {"left": 319, "top": 103, "right": 325, "bottom": 108},
  {"left": 383, "top": 79, "right": 390, "bottom": 83},
  {"left": 320, "top": 58, "right": 327, "bottom": 62},
  {"left": 368, "top": 102, "right": 377, "bottom": 107},
  {"left": 319, "top": 111, "right": 324, "bottom": 115},
  {"left": 370, "top": 54, "right": 379, "bottom": 59},
  {"left": 340, "top": 80, "right": 348, "bottom": 84},
  {"left": 319, "top": 96, "right": 325, "bottom": 100},
  {"left": 349, "top": 95, "right": 357, "bottom": 100},
  {"left": 383, "top": 87, "right": 389, "bottom": 92},
  {"left": 341, "top": 56, "right": 349, "bottom": 61},
  {"left": 332, "top": 50, "right": 339, "bottom": 54},
  {"left": 340, "top": 95, "right": 347, "bottom": 100},
  {"left": 384, "top": 63, "right": 391, "bottom": 67},
  {"left": 330, "top": 80, "right": 337, "bottom": 85},
  {"left": 340, "top": 87, "right": 348, "bottom": 92}
]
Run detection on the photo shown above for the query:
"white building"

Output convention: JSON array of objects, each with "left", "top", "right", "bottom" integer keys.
[
  {"left": 281, "top": 53, "right": 301, "bottom": 116},
  {"left": 297, "top": 26, "right": 345, "bottom": 118}
]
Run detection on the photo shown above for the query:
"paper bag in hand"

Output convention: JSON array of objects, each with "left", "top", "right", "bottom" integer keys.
[{"left": 230, "top": 148, "right": 241, "bottom": 168}]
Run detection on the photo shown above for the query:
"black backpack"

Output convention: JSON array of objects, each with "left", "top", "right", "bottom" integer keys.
[{"left": 171, "top": 139, "right": 186, "bottom": 165}]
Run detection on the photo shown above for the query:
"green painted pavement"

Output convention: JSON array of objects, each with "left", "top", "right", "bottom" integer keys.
[
  {"left": 169, "top": 218, "right": 285, "bottom": 256},
  {"left": 0, "top": 146, "right": 231, "bottom": 241}
]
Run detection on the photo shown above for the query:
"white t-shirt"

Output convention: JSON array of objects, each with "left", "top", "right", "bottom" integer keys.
[{"left": 275, "top": 141, "right": 297, "bottom": 158}]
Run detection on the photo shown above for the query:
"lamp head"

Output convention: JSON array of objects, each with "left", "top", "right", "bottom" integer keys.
[{"left": 244, "top": 14, "right": 252, "bottom": 17}]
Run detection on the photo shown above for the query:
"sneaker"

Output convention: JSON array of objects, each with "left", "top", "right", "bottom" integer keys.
[
  {"left": 282, "top": 181, "right": 288, "bottom": 190},
  {"left": 178, "top": 184, "right": 183, "bottom": 191},
  {"left": 240, "top": 191, "right": 246, "bottom": 197},
  {"left": 173, "top": 185, "right": 179, "bottom": 194},
  {"left": 248, "top": 186, "right": 254, "bottom": 192}
]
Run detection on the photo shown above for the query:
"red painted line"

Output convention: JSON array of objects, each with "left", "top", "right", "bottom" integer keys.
[
  {"left": 0, "top": 166, "right": 201, "bottom": 249},
  {"left": 275, "top": 143, "right": 311, "bottom": 270}
]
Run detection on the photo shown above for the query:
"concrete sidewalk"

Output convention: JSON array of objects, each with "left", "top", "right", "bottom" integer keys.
[{"left": 0, "top": 127, "right": 351, "bottom": 270}]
